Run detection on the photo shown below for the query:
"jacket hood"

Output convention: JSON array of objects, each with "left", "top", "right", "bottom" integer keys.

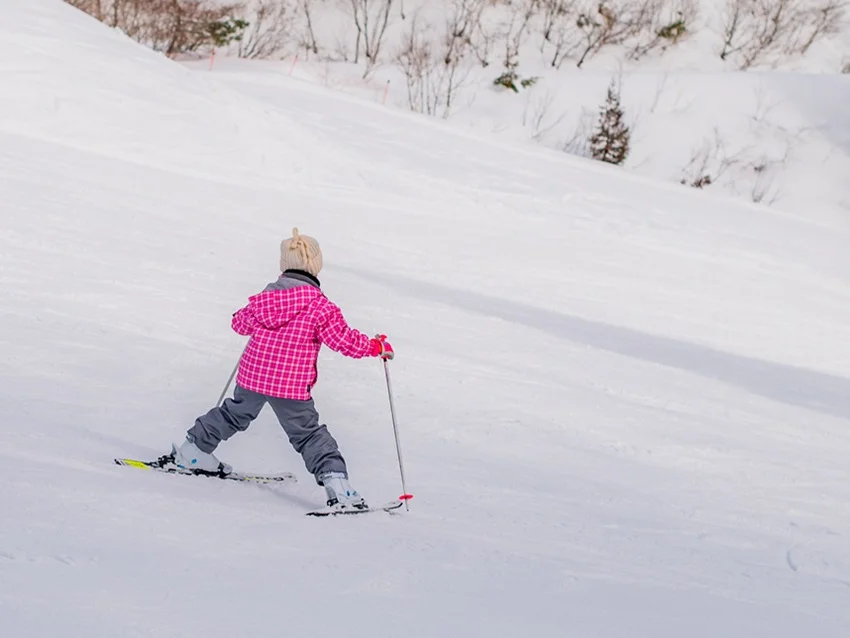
[{"left": 248, "top": 277, "right": 324, "bottom": 331}]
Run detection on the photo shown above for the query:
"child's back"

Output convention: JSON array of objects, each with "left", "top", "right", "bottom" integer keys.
[{"left": 232, "top": 270, "right": 371, "bottom": 401}]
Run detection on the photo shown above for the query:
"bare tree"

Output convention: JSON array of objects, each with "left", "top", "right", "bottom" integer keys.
[
  {"left": 536, "top": 0, "right": 697, "bottom": 68},
  {"left": 441, "top": 48, "right": 472, "bottom": 115},
  {"left": 457, "top": 0, "right": 498, "bottom": 67},
  {"left": 750, "top": 82, "right": 781, "bottom": 123},
  {"left": 396, "top": 11, "right": 473, "bottom": 118},
  {"left": 522, "top": 89, "right": 568, "bottom": 142},
  {"left": 546, "top": 0, "right": 684, "bottom": 66},
  {"left": 679, "top": 124, "right": 794, "bottom": 206},
  {"left": 346, "top": 0, "right": 364, "bottom": 63},
  {"left": 573, "top": 0, "right": 665, "bottom": 68},
  {"left": 501, "top": 0, "right": 538, "bottom": 72},
  {"left": 539, "top": 0, "right": 582, "bottom": 67},
  {"left": 719, "top": 0, "right": 746, "bottom": 61},
  {"left": 750, "top": 160, "right": 782, "bottom": 204},
  {"left": 563, "top": 107, "right": 596, "bottom": 158},
  {"left": 720, "top": 0, "right": 798, "bottom": 68},
  {"left": 680, "top": 129, "right": 743, "bottom": 189},
  {"left": 396, "top": 15, "right": 432, "bottom": 112},
  {"left": 540, "top": 0, "right": 572, "bottom": 47},
  {"left": 648, "top": 72, "right": 668, "bottom": 113},
  {"left": 363, "top": 0, "right": 393, "bottom": 69},
  {"left": 237, "top": 0, "right": 298, "bottom": 59},
  {"left": 622, "top": 0, "right": 666, "bottom": 60},
  {"left": 628, "top": 0, "right": 698, "bottom": 60},
  {"left": 346, "top": 0, "right": 394, "bottom": 74},
  {"left": 720, "top": 0, "right": 846, "bottom": 69},
  {"left": 331, "top": 32, "right": 351, "bottom": 60},
  {"left": 298, "top": 0, "right": 321, "bottom": 55},
  {"left": 748, "top": 134, "right": 797, "bottom": 203},
  {"left": 794, "top": 0, "right": 846, "bottom": 54},
  {"left": 443, "top": 0, "right": 486, "bottom": 65},
  {"left": 435, "top": 0, "right": 485, "bottom": 108}
]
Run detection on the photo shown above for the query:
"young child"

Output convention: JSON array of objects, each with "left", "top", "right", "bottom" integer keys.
[{"left": 170, "top": 228, "right": 394, "bottom": 510}]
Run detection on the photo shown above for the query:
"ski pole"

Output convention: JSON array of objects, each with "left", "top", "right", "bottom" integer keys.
[
  {"left": 383, "top": 358, "right": 413, "bottom": 510},
  {"left": 216, "top": 346, "right": 246, "bottom": 407}
]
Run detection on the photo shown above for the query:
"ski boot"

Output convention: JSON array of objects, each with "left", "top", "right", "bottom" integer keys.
[
  {"left": 170, "top": 436, "right": 232, "bottom": 476},
  {"left": 319, "top": 472, "right": 367, "bottom": 510}
]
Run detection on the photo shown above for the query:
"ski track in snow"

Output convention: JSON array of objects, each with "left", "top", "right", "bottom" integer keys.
[{"left": 2, "top": 1, "right": 850, "bottom": 637}]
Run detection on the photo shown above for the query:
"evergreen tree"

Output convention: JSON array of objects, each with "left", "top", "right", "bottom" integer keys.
[
  {"left": 590, "top": 80, "right": 630, "bottom": 166},
  {"left": 206, "top": 17, "right": 249, "bottom": 49}
]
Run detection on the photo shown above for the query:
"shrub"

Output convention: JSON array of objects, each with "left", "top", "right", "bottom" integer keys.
[
  {"left": 658, "top": 18, "right": 687, "bottom": 42},
  {"left": 590, "top": 80, "right": 630, "bottom": 166},
  {"left": 208, "top": 16, "right": 249, "bottom": 47},
  {"left": 493, "top": 70, "right": 539, "bottom": 93}
]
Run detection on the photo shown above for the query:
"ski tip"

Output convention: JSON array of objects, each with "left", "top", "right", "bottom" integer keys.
[{"left": 114, "top": 458, "right": 149, "bottom": 470}]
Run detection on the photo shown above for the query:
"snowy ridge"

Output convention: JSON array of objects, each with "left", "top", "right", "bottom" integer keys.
[{"left": 2, "top": 1, "right": 850, "bottom": 637}]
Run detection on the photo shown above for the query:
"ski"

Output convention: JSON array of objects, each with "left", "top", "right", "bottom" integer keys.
[
  {"left": 306, "top": 500, "right": 405, "bottom": 517},
  {"left": 114, "top": 455, "right": 297, "bottom": 485},
  {"left": 116, "top": 455, "right": 404, "bottom": 515}
]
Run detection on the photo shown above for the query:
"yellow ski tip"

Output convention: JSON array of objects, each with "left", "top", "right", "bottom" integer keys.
[{"left": 115, "top": 458, "right": 151, "bottom": 470}]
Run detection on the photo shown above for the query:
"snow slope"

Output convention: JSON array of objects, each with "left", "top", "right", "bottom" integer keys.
[
  {"left": 195, "top": 0, "right": 850, "bottom": 226},
  {"left": 3, "top": 1, "right": 850, "bottom": 637},
  {"left": 191, "top": 56, "right": 850, "bottom": 229},
  {"left": 0, "top": 0, "right": 350, "bottom": 187}
]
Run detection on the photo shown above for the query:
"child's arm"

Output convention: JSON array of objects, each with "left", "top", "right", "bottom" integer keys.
[
  {"left": 231, "top": 304, "right": 258, "bottom": 336},
  {"left": 231, "top": 290, "right": 285, "bottom": 335},
  {"left": 317, "top": 302, "right": 372, "bottom": 358}
]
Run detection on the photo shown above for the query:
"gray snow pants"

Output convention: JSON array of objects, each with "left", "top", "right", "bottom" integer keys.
[{"left": 186, "top": 385, "right": 347, "bottom": 480}]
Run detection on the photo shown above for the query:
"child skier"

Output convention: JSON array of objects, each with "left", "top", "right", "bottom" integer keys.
[{"left": 169, "top": 228, "right": 394, "bottom": 510}]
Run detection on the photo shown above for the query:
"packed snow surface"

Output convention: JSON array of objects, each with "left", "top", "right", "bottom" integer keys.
[{"left": 2, "top": 2, "right": 850, "bottom": 637}]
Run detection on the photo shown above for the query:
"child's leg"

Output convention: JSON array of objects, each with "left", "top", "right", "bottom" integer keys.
[
  {"left": 266, "top": 397, "right": 347, "bottom": 479},
  {"left": 187, "top": 385, "right": 267, "bottom": 453}
]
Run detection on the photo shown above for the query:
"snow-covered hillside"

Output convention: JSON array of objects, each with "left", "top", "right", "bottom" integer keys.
[
  {"left": 192, "top": 55, "right": 850, "bottom": 228},
  {"left": 185, "top": 0, "right": 850, "bottom": 226},
  {"left": 3, "top": 1, "right": 850, "bottom": 637}
]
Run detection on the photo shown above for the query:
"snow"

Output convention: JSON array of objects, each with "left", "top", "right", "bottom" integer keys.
[
  {"left": 194, "top": 0, "right": 850, "bottom": 227},
  {"left": 0, "top": 0, "right": 348, "bottom": 188},
  {"left": 198, "top": 57, "right": 850, "bottom": 228},
  {"left": 2, "top": 1, "right": 850, "bottom": 637}
]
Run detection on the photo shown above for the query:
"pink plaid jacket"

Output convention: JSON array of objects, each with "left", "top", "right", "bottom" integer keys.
[{"left": 231, "top": 276, "right": 372, "bottom": 400}]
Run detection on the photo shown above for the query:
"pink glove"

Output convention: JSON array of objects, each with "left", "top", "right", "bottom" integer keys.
[{"left": 369, "top": 334, "right": 394, "bottom": 360}]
